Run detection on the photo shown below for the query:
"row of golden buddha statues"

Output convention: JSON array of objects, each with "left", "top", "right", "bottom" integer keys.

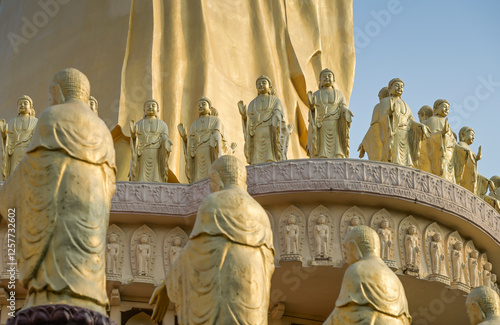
[
  {"left": 1, "top": 67, "right": 499, "bottom": 324},
  {"left": 1, "top": 71, "right": 499, "bottom": 201}
]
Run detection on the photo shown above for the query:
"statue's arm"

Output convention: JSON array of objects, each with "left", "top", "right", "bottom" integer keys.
[{"left": 150, "top": 283, "right": 170, "bottom": 323}]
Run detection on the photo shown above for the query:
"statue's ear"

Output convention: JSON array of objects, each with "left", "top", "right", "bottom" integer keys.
[
  {"left": 49, "top": 83, "right": 65, "bottom": 105},
  {"left": 209, "top": 170, "right": 223, "bottom": 192}
]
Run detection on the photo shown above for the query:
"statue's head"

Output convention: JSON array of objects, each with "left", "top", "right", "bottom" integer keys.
[
  {"left": 17, "top": 95, "right": 34, "bottom": 115},
  {"left": 139, "top": 235, "right": 149, "bottom": 244},
  {"left": 143, "top": 99, "right": 159, "bottom": 118},
  {"left": 108, "top": 234, "right": 118, "bottom": 244},
  {"left": 491, "top": 176, "right": 500, "bottom": 189},
  {"left": 432, "top": 232, "right": 442, "bottom": 242},
  {"left": 209, "top": 155, "right": 247, "bottom": 192},
  {"left": 172, "top": 236, "right": 182, "bottom": 246},
  {"left": 380, "top": 218, "right": 389, "bottom": 229},
  {"left": 378, "top": 87, "right": 389, "bottom": 102},
  {"left": 318, "top": 215, "right": 327, "bottom": 225},
  {"left": 50, "top": 68, "right": 90, "bottom": 105},
  {"left": 288, "top": 215, "right": 297, "bottom": 225},
  {"left": 459, "top": 126, "right": 475, "bottom": 145},
  {"left": 493, "top": 273, "right": 498, "bottom": 282},
  {"left": 433, "top": 99, "right": 450, "bottom": 118},
  {"left": 197, "top": 96, "right": 212, "bottom": 116},
  {"left": 350, "top": 216, "right": 360, "bottom": 226},
  {"left": 485, "top": 262, "right": 493, "bottom": 271},
  {"left": 472, "top": 250, "right": 479, "bottom": 258},
  {"left": 408, "top": 225, "right": 416, "bottom": 235},
  {"left": 454, "top": 241, "right": 463, "bottom": 250},
  {"left": 388, "top": 78, "right": 404, "bottom": 97},
  {"left": 319, "top": 68, "right": 335, "bottom": 89},
  {"left": 256, "top": 75, "right": 275, "bottom": 95},
  {"left": 418, "top": 105, "right": 433, "bottom": 122},
  {"left": 344, "top": 225, "right": 380, "bottom": 264},
  {"left": 89, "top": 96, "right": 98, "bottom": 114},
  {"left": 466, "top": 286, "right": 500, "bottom": 325}
]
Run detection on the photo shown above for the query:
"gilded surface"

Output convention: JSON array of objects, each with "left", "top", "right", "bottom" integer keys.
[
  {"left": 0, "top": 96, "right": 38, "bottom": 180},
  {"left": 239, "top": 76, "right": 291, "bottom": 165},
  {"left": 307, "top": 69, "right": 353, "bottom": 158},
  {"left": 178, "top": 97, "right": 230, "bottom": 183},
  {"left": 0, "top": 68, "right": 116, "bottom": 314},
  {"left": 130, "top": 99, "right": 172, "bottom": 183},
  {"left": 324, "top": 226, "right": 412, "bottom": 325},
  {"left": 150, "top": 156, "right": 274, "bottom": 324}
]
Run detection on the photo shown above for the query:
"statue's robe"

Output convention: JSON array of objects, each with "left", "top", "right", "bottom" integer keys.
[
  {"left": 0, "top": 99, "right": 116, "bottom": 314},
  {"left": 1, "top": 114, "right": 38, "bottom": 179},
  {"left": 131, "top": 118, "right": 171, "bottom": 182},
  {"left": 360, "top": 102, "right": 383, "bottom": 161},
  {"left": 307, "top": 87, "right": 351, "bottom": 158},
  {"left": 166, "top": 186, "right": 274, "bottom": 324},
  {"left": 185, "top": 114, "right": 226, "bottom": 182},
  {"left": 420, "top": 115, "right": 457, "bottom": 182},
  {"left": 244, "top": 94, "right": 286, "bottom": 164},
  {"left": 362, "top": 96, "right": 428, "bottom": 167},
  {"left": 324, "top": 256, "right": 411, "bottom": 325}
]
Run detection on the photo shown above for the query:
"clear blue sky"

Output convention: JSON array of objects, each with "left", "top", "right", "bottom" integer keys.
[{"left": 350, "top": 1, "right": 500, "bottom": 180}]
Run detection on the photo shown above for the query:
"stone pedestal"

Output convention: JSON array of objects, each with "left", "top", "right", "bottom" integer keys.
[{"left": 6, "top": 305, "right": 112, "bottom": 325}]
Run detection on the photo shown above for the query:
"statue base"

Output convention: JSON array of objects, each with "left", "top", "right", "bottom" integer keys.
[
  {"left": 403, "top": 266, "right": 419, "bottom": 278},
  {"left": 383, "top": 259, "right": 398, "bottom": 271},
  {"left": 311, "top": 256, "right": 332, "bottom": 266},
  {"left": 280, "top": 254, "right": 302, "bottom": 263},
  {"left": 133, "top": 275, "right": 155, "bottom": 284},
  {"left": 6, "top": 304, "right": 112, "bottom": 325},
  {"left": 450, "top": 281, "right": 470, "bottom": 294},
  {"left": 428, "top": 274, "right": 451, "bottom": 286}
]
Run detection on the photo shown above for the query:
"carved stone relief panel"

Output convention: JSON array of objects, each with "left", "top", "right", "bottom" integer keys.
[
  {"left": 130, "top": 225, "right": 156, "bottom": 283},
  {"left": 279, "top": 205, "right": 305, "bottom": 263},
  {"left": 307, "top": 205, "right": 334, "bottom": 265},
  {"left": 106, "top": 224, "right": 126, "bottom": 280},
  {"left": 398, "top": 215, "right": 421, "bottom": 277},
  {"left": 370, "top": 208, "right": 396, "bottom": 269},
  {"left": 446, "top": 231, "right": 469, "bottom": 293},
  {"left": 465, "top": 240, "right": 481, "bottom": 289},
  {"left": 424, "top": 223, "right": 449, "bottom": 285},
  {"left": 163, "top": 227, "right": 188, "bottom": 276}
]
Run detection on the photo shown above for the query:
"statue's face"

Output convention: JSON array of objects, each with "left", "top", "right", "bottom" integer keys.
[
  {"left": 140, "top": 236, "right": 148, "bottom": 244},
  {"left": 464, "top": 130, "right": 475, "bottom": 145},
  {"left": 466, "top": 302, "right": 483, "bottom": 325},
  {"left": 436, "top": 102, "right": 449, "bottom": 117},
  {"left": 390, "top": 81, "right": 404, "bottom": 96},
  {"left": 455, "top": 241, "right": 462, "bottom": 250},
  {"left": 144, "top": 101, "right": 159, "bottom": 117},
  {"left": 318, "top": 216, "right": 326, "bottom": 224},
  {"left": 288, "top": 216, "right": 296, "bottom": 225},
  {"left": 472, "top": 250, "right": 479, "bottom": 258},
  {"left": 197, "top": 100, "right": 210, "bottom": 115},
  {"left": 433, "top": 233, "right": 441, "bottom": 242},
  {"left": 18, "top": 99, "right": 31, "bottom": 114},
  {"left": 109, "top": 235, "right": 117, "bottom": 243},
  {"left": 257, "top": 78, "right": 270, "bottom": 95},
  {"left": 344, "top": 240, "right": 360, "bottom": 265},
  {"left": 321, "top": 72, "right": 334, "bottom": 88},
  {"left": 408, "top": 226, "right": 416, "bottom": 234},
  {"left": 173, "top": 237, "right": 181, "bottom": 246}
]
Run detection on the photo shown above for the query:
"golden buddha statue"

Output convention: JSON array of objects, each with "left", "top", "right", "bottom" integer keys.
[
  {"left": 0, "top": 68, "right": 116, "bottom": 314},
  {"left": 130, "top": 99, "right": 172, "bottom": 182},
  {"left": 324, "top": 225, "right": 412, "bottom": 325},
  {"left": 178, "top": 97, "right": 230, "bottom": 183},
  {"left": 238, "top": 75, "right": 291, "bottom": 165},
  {"left": 466, "top": 286, "right": 500, "bottom": 325},
  {"left": 0, "top": 95, "right": 38, "bottom": 180},
  {"left": 307, "top": 68, "right": 353, "bottom": 158},
  {"left": 150, "top": 155, "right": 274, "bottom": 324}
]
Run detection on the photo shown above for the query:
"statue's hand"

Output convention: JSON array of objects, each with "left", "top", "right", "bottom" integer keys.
[
  {"left": 177, "top": 123, "right": 187, "bottom": 140},
  {"left": 0, "top": 119, "right": 6, "bottom": 136},
  {"left": 150, "top": 283, "right": 169, "bottom": 323},
  {"left": 129, "top": 120, "right": 137, "bottom": 139},
  {"left": 307, "top": 91, "right": 315, "bottom": 108},
  {"left": 238, "top": 100, "right": 246, "bottom": 116},
  {"left": 477, "top": 146, "right": 482, "bottom": 160},
  {"left": 357, "top": 144, "right": 365, "bottom": 158},
  {"left": 272, "top": 115, "right": 280, "bottom": 128},
  {"left": 387, "top": 240, "right": 392, "bottom": 247},
  {"left": 345, "top": 108, "right": 354, "bottom": 122}
]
